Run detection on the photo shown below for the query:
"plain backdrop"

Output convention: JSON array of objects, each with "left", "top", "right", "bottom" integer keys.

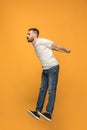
[{"left": 0, "top": 0, "right": 87, "bottom": 130}]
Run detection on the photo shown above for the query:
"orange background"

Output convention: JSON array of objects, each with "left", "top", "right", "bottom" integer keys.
[{"left": 0, "top": 0, "right": 87, "bottom": 130}]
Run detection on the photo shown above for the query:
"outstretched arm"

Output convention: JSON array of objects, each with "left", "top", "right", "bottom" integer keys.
[{"left": 51, "top": 43, "right": 71, "bottom": 53}]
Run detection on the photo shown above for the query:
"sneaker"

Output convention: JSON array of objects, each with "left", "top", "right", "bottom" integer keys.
[
  {"left": 38, "top": 111, "right": 51, "bottom": 121},
  {"left": 27, "top": 110, "right": 40, "bottom": 120}
]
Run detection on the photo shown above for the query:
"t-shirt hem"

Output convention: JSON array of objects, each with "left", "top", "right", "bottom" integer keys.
[{"left": 42, "top": 63, "right": 59, "bottom": 70}]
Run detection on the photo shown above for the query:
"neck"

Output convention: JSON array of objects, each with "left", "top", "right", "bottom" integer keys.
[{"left": 32, "top": 37, "right": 38, "bottom": 45}]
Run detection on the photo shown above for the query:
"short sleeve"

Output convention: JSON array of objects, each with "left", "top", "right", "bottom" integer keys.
[{"left": 42, "top": 38, "right": 53, "bottom": 48}]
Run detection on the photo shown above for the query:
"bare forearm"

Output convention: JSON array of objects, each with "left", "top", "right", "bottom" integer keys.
[
  {"left": 51, "top": 43, "right": 71, "bottom": 53},
  {"left": 57, "top": 46, "right": 69, "bottom": 53}
]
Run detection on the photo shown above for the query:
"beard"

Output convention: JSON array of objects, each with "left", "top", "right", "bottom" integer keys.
[{"left": 27, "top": 37, "right": 34, "bottom": 42}]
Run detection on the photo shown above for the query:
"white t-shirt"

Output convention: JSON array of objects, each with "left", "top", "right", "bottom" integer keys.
[{"left": 33, "top": 38, "right": 59, "bottom": 70}]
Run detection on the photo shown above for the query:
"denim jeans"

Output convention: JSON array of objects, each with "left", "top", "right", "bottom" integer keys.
[{"left": 36, "top": 65, "right": 60, "bottom": 115}]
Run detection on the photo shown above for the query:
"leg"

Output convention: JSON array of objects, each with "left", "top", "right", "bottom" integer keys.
[
  {"left": 46, "top": 65, "right": 60, "bottom": 115},
  {"left": 36, "top": 70, "right": 48, "bottom": 112}
]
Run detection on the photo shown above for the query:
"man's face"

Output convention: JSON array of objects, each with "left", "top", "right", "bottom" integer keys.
[{"left": 27, "top": 30, "right": 35, "bottom": 42}]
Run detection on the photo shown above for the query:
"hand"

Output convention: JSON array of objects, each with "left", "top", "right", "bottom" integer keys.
[{"left": 66, "top": 49, "right": 71, "bottom": 53}]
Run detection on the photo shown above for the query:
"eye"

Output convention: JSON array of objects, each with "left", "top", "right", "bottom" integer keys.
[{"left": 27, "top": 33, "right": 30, "bottom": 35}]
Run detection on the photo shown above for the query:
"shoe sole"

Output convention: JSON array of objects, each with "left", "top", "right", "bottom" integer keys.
[
  {"left": 38, "top": 111, "right": 51, "bottom": 121},
  {"left": 27, "top": 110, "right": 40, "bottom": 120}
]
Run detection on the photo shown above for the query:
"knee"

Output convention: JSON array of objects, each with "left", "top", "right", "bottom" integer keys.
[
  {"left": 48, "top": 88, "right": 56, "bottom": 94},
  {"left": 40, "top": 87, "right": 44, "bottom": 92},
  {"left": 40, "top": 85, "right": 47, "bottom": 92}
]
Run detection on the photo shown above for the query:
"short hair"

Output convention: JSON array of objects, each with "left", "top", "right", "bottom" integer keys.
[{"left": 28, "top": 28, "right": 39, "bottom": 37}]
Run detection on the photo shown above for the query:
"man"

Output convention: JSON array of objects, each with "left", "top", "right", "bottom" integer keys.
[{"left": 27, "top": 28, "right": 71, "bottom": 121}]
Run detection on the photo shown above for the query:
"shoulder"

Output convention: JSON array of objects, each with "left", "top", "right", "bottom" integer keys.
[
  {"left": 38, "top": 38, "right": 53, "bottom": 43},
  {"left": 38, "top": 38, "right": 48, "bottom": 41}
]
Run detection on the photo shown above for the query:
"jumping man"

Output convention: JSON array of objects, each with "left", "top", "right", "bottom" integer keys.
[{"left": 27, "top": 28, "right": 71, "bottom": 121}]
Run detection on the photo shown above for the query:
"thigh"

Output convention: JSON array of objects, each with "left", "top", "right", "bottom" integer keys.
[
  {"left": 40, "top": 71, "right": 48, "bottom": 90},
  {"left": 48, "top": 65, "right": 59, "bottom": 91}
]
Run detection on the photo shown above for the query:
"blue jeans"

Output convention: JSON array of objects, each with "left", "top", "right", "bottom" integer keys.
[{"left": 36, "top": 65, "right": 60, "bottom": 115}]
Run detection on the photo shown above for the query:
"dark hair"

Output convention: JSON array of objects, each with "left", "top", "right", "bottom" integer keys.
[{"left": 28, "top": 28, "right": 39, "bottom": 37}]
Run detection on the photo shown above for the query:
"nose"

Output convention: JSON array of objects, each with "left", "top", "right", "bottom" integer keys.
[{"left": 27, "top": 35, "right": 29, "bottom": 38}]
